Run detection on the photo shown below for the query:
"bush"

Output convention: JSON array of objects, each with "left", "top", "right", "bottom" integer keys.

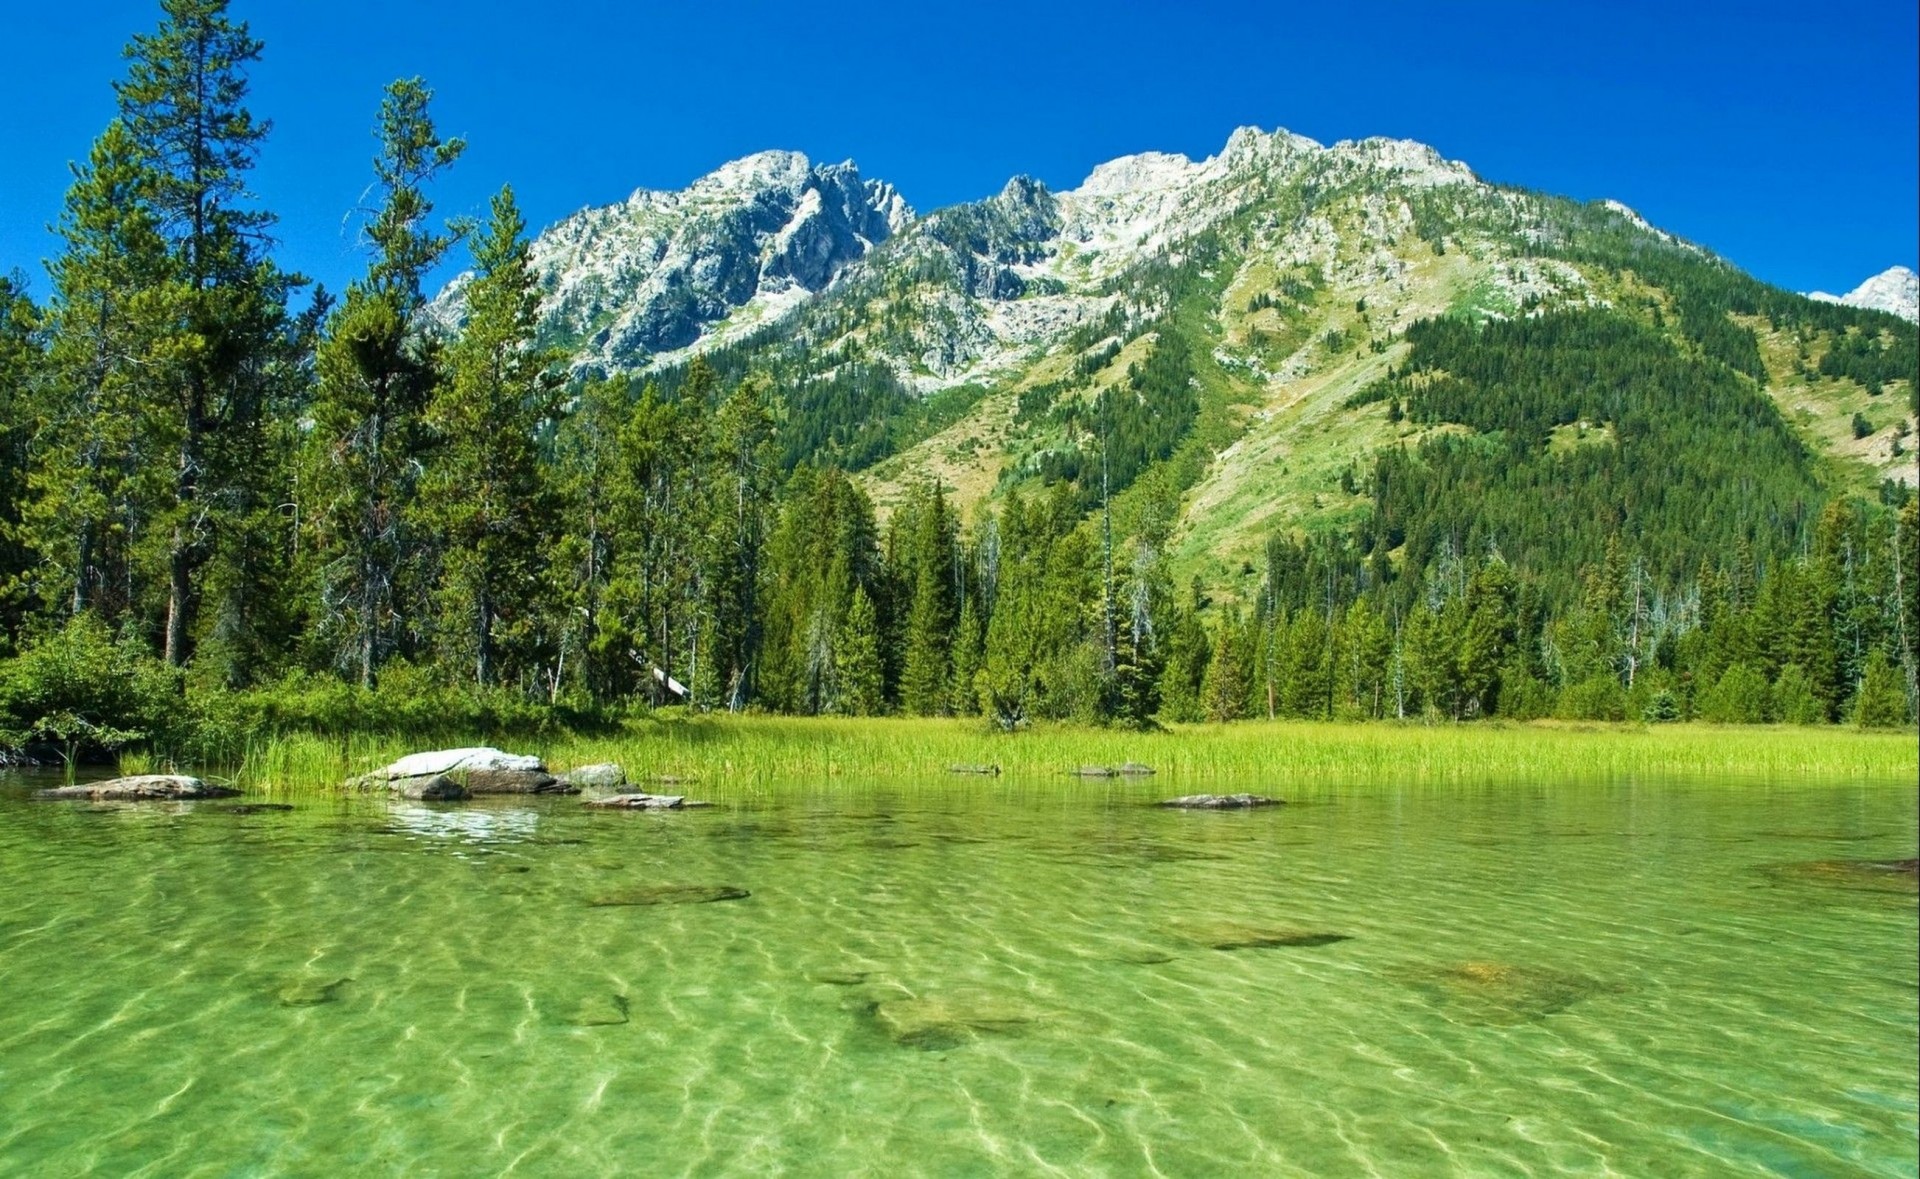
[
  {"left": 1853, "top": 651, "right": 1913, "bottom": 728},
  {"left": 1699, "top": 662, "right": 1771, "bottom": 724},
  {"left": 0, "top": 615, "right": 185, "bottom": 769},
  {"left": 1771, "top": 664, "right": 1825, "bottom": 725},
  {"left": 1557, "top": 674, "right": 1626, "bottom": 721},
  {"left": 1641, "top": 688, "right": 1680, "bottom": 723}
]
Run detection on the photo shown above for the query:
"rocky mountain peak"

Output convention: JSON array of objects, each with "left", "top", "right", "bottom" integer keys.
[{"left": 1810, "top": 265, "right": 1919, "bottom": 323}]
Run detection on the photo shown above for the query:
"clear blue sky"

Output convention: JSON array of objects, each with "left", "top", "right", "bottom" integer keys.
[{"left": 5, "top": 0, "right": 1915, "bottom": 301}]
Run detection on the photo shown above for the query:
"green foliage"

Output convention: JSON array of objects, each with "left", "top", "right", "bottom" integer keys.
[
  {"left": 0, "top": 615, "right": 180, "bottom": 768},
  {"left": 1852, "top": 651, "right": 1911, "bottom": 729}
]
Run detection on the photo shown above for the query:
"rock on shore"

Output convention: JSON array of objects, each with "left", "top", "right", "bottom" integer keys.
[
  {"left": 350, "top": 748, "right": 575, "bottom": 797},
  {"left": 33, "top": 775, "right": 241, "bottom": 801}
]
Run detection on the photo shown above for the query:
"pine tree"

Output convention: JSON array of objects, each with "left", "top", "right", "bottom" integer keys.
[
  {"left": 117, "top": 0, "right": 293, "bottom": 666},
  {"left": 1201, "top": 611, "right": 1247, "bottom": 723},
  {"left": 836, "top": 584, "right": 884, "bottom": 716},
  {"left": 301, "top": 78, "right": 463, "bottom": 687},
  {"left": 949, "top": 593, "right": 984, "bottom": 717},
  {"left": 698, "top": 376, "right": 779, "bottom": 711},
  {"left": 418, "top": 186, "right": 557, "bottom": 686},
  {"left": 1852, "top": 650, "right": 1910, "bottom": 728},
  {"left": 897, "top": 481, "right": 957, "bottom": 715},
  {"left": 25, "top": 123, "right": 176, "bottom": 628},
  {"left": 0, "top": 275, "right": 41, "bottom": 644}
]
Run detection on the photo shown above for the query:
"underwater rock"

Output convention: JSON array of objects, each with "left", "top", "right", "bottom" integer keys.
[
  {"left": 1116, "top": 762, "right": 1156, "bottom": 776},
  {"left": 583, "top": 793, "right": 689, "bottom": 809},
  {"left": 560, "top": 763, "right": 627, "bottom": 790},
  {"left": 807, "top": 969, "right": 873, "bottom": 986},
  {"left": 1411, "top": 961, "right": 1617, "bottom": 1023},
  {"left": 1070, "top": 766, "right": 1118, "bottom": 778},
  {"left": 1158, "top": 794, "right": 1283, "bottom": 809},
  {"left": 1177, "top": 922, "right": 1351, "bottom": 951},
  {"left": 277, "top": 977, "right": 353, "bottom": 1007},
  {"left": 863, "top": 993, "right": 1037, "bottom": 1050},
  {"left": 564, "top": 993, "right": 631, "bottom": 1027},
  {"left": 1109, "top": 950, "right": 1176, "bottom": 965},
  {"left": 587, "top": 885, "right": 750, "bottom": 907},
  {"left": 32, "top": 775, "right": 240, "bottom": 801},
  {"left": 221, "top": 803, "right": 295, "bottom": 814},
  {"left": 1761, "top": 857, "right": 1919, "bottom": 894}
]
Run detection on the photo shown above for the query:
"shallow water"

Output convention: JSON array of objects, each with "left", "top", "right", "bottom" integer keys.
[{"left": 0, "top": 771, "right": 1914, "bottom": 1176}]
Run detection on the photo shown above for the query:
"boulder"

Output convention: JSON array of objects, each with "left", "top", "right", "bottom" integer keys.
[
  {"left": 363, "top": 747, "right": 545, "bottom": 781},
  {"left": 1158, "top": 793, "right": 1283, "bottom": 809},
  {"left": 453, "top": 768, "right": 572, "bottom": 795},
  {"left": 1069, "top": 765, "right": 1118, "bottom": 778},
  {"left": 389, "top": 774, "right": 470, "bottom": 801},
  {"left": 1116, "top": 762, "right": 1156, "bottom": 776},
  {"left": 583, "top": 793, "right": 687, "bottom": 809},
  {"left": 560, "top": 763, "right": 627, "bottom": 791},
  {"left": 32, "top": 774, "right": 240, "bottom": 801}
]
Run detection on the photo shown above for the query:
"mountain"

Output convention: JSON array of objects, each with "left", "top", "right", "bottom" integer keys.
[
  {"left": 1809, "top": 266, "right": 1919, "bottom": 323},
  {"left": 444, "top": 127, "right": 1918, "bottom": 587},
  {"left": 436, "top": 151, "right": 911, "bottom": 373}
]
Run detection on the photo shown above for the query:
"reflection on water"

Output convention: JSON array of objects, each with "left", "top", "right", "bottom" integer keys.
[
  {"left": 382, "top": 802, "right": 541, "bottom": 845},
  {"left": 0, "top": 770, "right": 1913, "bottom": 1175}
]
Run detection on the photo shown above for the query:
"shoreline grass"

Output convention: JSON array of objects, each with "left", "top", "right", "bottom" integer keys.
[{"left": 129, "top": 716, "right": 1920, "bottom": 796}]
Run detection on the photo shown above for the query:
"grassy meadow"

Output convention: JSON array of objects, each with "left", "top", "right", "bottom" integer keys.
[{"left": 129, "top": 715, "right": 1920, "bottom": 797}]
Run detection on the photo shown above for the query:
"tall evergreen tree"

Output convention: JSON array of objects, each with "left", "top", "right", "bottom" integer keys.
[
  {"left": 301, "top": 78, "right": 462, "bottom": 686},
  {"left": 117, "top": 0, "right": 293, "bottom": 666},
  {"left": 418, "top": 186, "right": 557, "bottom": 686},
  {"left": 25, "top": 123, "right": 176, "bottom": 629},
  {"left": 0, "top": 275, "right": 41, "bottom": 645}
]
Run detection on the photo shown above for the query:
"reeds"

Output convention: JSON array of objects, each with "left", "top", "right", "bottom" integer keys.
[{"left": 206, "top": 715, "right": 1918, "bottom": 796}]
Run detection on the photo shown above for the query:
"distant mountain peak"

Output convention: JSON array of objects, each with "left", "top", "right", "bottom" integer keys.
[{"left": 1809, "top": 266, "right": 1918, "bottom": 323}]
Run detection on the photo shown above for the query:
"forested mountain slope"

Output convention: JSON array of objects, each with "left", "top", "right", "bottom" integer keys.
[{"left": 490, "top": 126, "right": 1916, "bottom": 590}]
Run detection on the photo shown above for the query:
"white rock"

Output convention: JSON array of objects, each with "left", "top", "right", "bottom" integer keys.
[{"left": 375, "top": 747, "right": 545, "bottom": 779}]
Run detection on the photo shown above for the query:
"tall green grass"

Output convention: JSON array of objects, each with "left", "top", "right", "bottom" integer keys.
[{"left": 150, "top": 715, "right": 1919, "bottom": 796}]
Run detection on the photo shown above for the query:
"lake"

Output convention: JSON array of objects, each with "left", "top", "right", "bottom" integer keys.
[{"left": 1, "top": 771, "right": 1914, "bottom": 1175}]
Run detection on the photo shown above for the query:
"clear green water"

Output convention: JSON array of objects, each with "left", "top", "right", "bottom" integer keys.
[{"left": 0, "top": 772, "right": 1914, "bottom": 1177}]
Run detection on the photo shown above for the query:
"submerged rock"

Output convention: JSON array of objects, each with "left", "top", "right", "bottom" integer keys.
[
  {"left": 1177, "top": 922, "right": 1351, "bottom": 951},
  {"left": 221, "top": 803, "right": 296, "bottom": 815},
  {"left": 1070, "top": 765, "right": 1118, "bottom": 778},
  {"left": 32, "top": 775, "right": 240, "bottom": 801},
  {"left": 807, "top": 969, "right": 873, "bottom": 986},
  {"left": 587, "top": 884, "right": 750, "bottom": 907},
  {"left": 863, "top": 993, "right": 1037, "bottom": 1050},
  {"left": 560, "top": 763, "right": 627, "bottom": 790},
  {"left": 277, "top": 977, "right": 353, "bottom": 1008},
  {"left": 1761, "top": 857, "right": 1920, "bottom": 895},
  {"left": 583, "top": 793, "right": 691, "bottom": 810},
  {"left": 1158, "top": 794, "right": 1283, "bottom": 809},
  {"left": 1116, "top": 762, "right": 1156, "bottom": 777},
  {"left": 1410, "top": 961, "right": 1618, "bottom": 1024},
  {"left": 563, "top": 993, "right": 631, "bottom": 1027}
]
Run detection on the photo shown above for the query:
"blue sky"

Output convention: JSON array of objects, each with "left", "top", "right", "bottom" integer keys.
[{"left": 4, "top": 0, "right": 1915, "bottom": 300}]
